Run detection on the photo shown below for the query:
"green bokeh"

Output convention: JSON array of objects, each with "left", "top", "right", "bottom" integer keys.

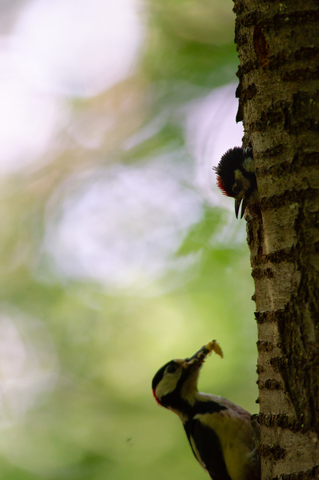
[{"left": 0, "top": 1, "right": 257, "bottom": 479}]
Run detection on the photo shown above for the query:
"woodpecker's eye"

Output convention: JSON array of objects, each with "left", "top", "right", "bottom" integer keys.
[
  {"left": 232, "top": 184, "right": 241, "bottom": 195},
  {"left": 166, "top": 364, "right": 178, "bottom": 374}
]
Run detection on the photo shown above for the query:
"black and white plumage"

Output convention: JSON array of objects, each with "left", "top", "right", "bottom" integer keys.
[
  {"left": 152, "top": 341, "right": 260, "bottom": 480},
  {"left": 214, "top": 147, "right": 258, "bottom": 219}
]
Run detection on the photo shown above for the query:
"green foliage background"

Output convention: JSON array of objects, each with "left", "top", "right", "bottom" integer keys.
[{"left": 0, "top": 1, "right": 257, "bottom": 479}]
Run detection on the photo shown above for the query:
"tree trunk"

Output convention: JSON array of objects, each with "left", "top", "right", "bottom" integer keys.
[{"left": 233, "top": 1, "right": 319, "bottom": 479}]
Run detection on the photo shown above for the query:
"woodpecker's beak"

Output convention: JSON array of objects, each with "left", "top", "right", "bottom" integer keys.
[
  {"left": 235, "top": 197, "right": 247, "bottom": 219},
  {"left": 180, "top": 341, "right": 223, "bottom": 397},
  {"left": 184, "top": 340, "right": 223, "bottom": 369},
  {"left": 235, "top": 198, "right": 241, "bottom": 219},
  {"left": 240, "top": 198, "right": 248, "bottom": 218}
]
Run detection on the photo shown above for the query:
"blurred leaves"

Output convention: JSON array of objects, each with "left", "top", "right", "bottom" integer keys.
[
  {"left": 0, "top": 1, "right": 256, "bottom": 480},
  {"left": 177, "top": 207, "right": 223, "bottom": 255}
]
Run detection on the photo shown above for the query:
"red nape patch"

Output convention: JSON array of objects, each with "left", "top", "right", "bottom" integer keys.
[
  {"left": 152, "top": 389, "right": 162, "bottom": 406},
  {"left": 217, "top": 176, "right": 228, "bottom": 196}
]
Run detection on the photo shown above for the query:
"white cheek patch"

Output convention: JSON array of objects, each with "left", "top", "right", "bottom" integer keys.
[{"left": 155, "top": 373, "right": 180, "bottom": 400}]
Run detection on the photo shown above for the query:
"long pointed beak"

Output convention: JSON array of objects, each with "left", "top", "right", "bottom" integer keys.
[
  {"left": 178, "top": 341, "right": 223, "bottom": 397},
  {"left": 184, "top": 340, "right": 223, "bottom": 368},
  {"left": 235, "top": 198, "right": 242, "bottom": 219},
  {"left": 240, "top": 198, "right": 248, "bottom": 218}
]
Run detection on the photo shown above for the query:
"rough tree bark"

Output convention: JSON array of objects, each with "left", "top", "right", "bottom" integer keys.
[{"left": 233, "top": 1, "right": 319, "bottom": 479}]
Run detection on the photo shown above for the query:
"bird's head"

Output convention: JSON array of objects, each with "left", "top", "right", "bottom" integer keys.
[
  {"left": 152, "top": 340, "right": 223, "bottom": 412},
  {"left": 214, "top": 147, "right": 256, "bottom": 218}
]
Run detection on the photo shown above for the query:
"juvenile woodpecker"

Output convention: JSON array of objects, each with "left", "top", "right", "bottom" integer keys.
[
  {"left": 152, "top": 340, "right": 260, "bottom": 480},
  {"left": 214, "top": 147, "right": 258, "bottom": 219}
]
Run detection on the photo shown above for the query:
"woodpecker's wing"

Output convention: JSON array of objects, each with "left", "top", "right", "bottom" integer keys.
[
  {"left": 186, "top": 394, "right": 258, "bottom": 480},
  {"left": 184, "top": 418, "right": 232, "bottom": 480}
]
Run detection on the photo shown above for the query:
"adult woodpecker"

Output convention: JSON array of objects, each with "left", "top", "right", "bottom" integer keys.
[
  {"left": 152, "top": 340, "right": 260, "bottom": 480},
  {"left": 214, "top": 147, "right": 258, "bottom": 219}
]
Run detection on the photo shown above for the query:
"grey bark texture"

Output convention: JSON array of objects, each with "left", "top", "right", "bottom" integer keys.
[{"left": 233, "top": 1, "right": 319, "bottom": 479}]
